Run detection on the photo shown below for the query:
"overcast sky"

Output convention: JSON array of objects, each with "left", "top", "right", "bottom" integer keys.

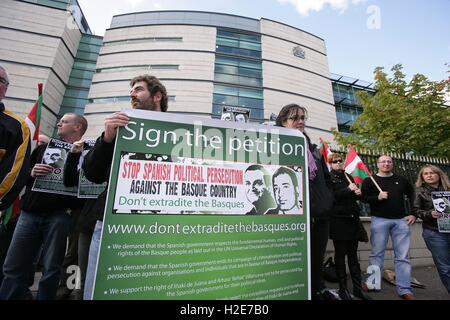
[{"left": 77, "top": 0, "right": 450, "bottom": 83}]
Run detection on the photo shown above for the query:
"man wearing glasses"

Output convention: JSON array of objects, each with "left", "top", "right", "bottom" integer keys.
[
  {"left": 361, "top": 155, "right": 416, "bottom": 300},
  {"left": 0, "top": 65, "right": 31, "bottom": 287}
]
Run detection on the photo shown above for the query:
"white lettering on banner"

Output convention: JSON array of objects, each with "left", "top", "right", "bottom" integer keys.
[{"left": 121, "top": 122, "right": 304, "bottom": 160}]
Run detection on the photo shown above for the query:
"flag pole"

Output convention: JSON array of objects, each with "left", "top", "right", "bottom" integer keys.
[
  {"left": 344, "top": 172, "right": 353, "bottom": 185},
  {"left": 369, "top": 175, "right": 383, "bottom": 193}
]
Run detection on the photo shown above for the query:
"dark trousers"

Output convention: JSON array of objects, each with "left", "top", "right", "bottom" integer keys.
[
  {"left": 0, "top": 218, "right": 17, "bottom": 287},
  {"left": 310, "top": 218, "right": 330, "bottom": 297},
  {"left": 0, "top": 211, "right": 72, "bottom": 300},
  {"left": 333, "top": 239, "right": 362, "bottom": 293},
  {"left": 333, "top": 240, "right": 359, "bottom": 275}
]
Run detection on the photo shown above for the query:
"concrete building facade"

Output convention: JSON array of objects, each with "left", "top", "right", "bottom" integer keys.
[
  {"left": 0, "top": 0, "right": 97, "bottom": 137},
  {"left": 83, "top": 11, "right": 337, "bottom": 144}
]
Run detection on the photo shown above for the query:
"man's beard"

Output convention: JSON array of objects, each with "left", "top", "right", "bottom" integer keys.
[{"left": 132, "top": 98, "right": 156, "bottom": 110}]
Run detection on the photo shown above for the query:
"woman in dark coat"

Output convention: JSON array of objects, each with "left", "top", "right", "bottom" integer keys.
[
  {"left": 276, "top": 104, "right": 335, "bottom": 300},
  {"left": 328, "top": 153, "right": 370, "bottom": 300},
  {"left": 412, "top": 164, "right": 450, "bottom": 294}
]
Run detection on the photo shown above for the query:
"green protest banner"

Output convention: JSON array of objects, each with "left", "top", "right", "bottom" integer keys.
[{"left": 92, "top": 109, "right": 310, "bottom": 300}]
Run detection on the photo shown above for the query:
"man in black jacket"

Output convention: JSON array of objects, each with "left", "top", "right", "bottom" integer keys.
[
  {"left": 0, "top": 113, "right": 87, "bottom": 300},
  {"left": 82, "top": 74, "right": 168, "bottom": 300},
  {"left": 361, "top": 155, "right": 416, "bottom": 300}
]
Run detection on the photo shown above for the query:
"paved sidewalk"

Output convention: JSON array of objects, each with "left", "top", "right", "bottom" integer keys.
[
  {"left": 325, "top": 265, "right": 449, "bottom": 300},
  {"left": 31, "top": 265, "right": 448, "bottom": 300}
]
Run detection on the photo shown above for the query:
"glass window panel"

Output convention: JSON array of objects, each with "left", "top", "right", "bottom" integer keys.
[
  {"left": 247, "top": 108, "right": 263, "bottom": 119},
  {"left": 81, "top": 36, "right": 103, "bottom": 46},
  {"left": 215, "top": 55, "right": 239, "bottom": 66},
  {"left": 239, "top": 33, "right": 260, "bottom": 43},
  {"left": 238, "top": 76, "right": 262, "bottom": 87},
  {"left": 239, "top": 41, "right": 261, "bottom": 51},
  {"left": 73, "top": 61, "right": 96, "bottom": 71},
  {"left": 214, "top": 64, "right": 237, "bottom": 75},
  {"left": 238, "top": 59, "right": 262, "bottom": 70},
  {"left": 64, "top": 89, "right": 89, "bottom": 99},
  {"left": 212, "top": 104, "right": 223, "bottom": 116},
  {"left": 237, "top": 67, "right": 262, "bottom": 78},
  {"left": 78, "top": 43, "right": 101, "bottom": 53},
  {"left": 215, "top": 64, "right": 262, "bottom": 79},
  {"left": 216, "top": 46, "right": 261, "bottom": 58},
  {"left": 217, "top": 30, "right": 239, "bottom": 40},
  {"left": 68, "top": 78, "right": 91, "bottom": 88},
  {"left": 214, "top": 73, "right": 239, "bottom": 84},
  {"left": 216, "top": 37, "right": 239, "bottom": 48},
  {"left": 75, "top": 51, "right": 98, "bottom": 61},
  {"left": 213, "top": 94, "right": 238, "bottom": 105},
  {"left": 213, "top": 85, "right": 238, "bottom": 96},
  {"left": 238, "top": 87, "right": 263, "bottom": 99},
  {"left": 217, "top": 29, "right": 261, "bottom": 43},
  {"left": 216, "top": 56, "right": 261, "bottom": 70},
  {"left": 70, "top": 69, "right": 94, "bottom": 79},
  {"left": 216, "top": 46, "right": 233, "bottom": 55},
  {"left": 238, "top": 97, "right": 263, "bottom": 109},
  {"left": 242, "top": 48, "right": 261, "bottom": 58}
]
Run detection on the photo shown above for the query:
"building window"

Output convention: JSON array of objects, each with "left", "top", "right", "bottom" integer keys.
[
  {"left": 213, "top": 84, "right": 263, "bottom": 120},
  {"left": 332, "top": 79, "right": 376, "bottom": 132},
  {"left": 213, "top": 28, "right": 263, "bottom": 121},
  {"left": 73, "top": 61, "right": 97, "bottom": 72},
  {"left": 216, "top": 29, "right": 261, "bottom": 59}
]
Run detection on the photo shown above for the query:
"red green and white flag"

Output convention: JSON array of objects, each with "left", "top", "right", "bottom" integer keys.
[
  {"left": 25, "top": 83, "right": 43, "bottom": 149},
  {"left": 344, "top": 145, "right": 371, "bottom": 184},
  {"left": 319, "top": 137, "right": 332, "bottom": 163}
]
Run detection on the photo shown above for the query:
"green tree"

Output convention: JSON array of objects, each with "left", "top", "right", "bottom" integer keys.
[{"left": 333, "top": 64, "right": 450, "bottom": 158}]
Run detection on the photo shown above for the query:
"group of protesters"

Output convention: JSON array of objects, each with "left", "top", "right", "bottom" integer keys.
[{"left": 0, "top": 63, "right": 448, "bottom": 300}]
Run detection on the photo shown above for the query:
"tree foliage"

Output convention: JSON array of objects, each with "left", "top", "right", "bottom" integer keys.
[{"left": 333, "top": 64, "right": 450, "bottom": 158}]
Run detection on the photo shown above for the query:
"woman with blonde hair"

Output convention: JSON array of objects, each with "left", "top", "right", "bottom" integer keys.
[{"left": 412, "top": 164, "right": 450, "bottom": 294}]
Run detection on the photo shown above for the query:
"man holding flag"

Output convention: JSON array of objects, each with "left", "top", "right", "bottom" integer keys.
[{"left": 360, "top": 154, "right": 417, "bottom": 300}]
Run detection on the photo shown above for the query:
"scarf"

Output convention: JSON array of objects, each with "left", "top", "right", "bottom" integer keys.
[{"left": 306, "top": 142, "right": 317, "bottom": 181}]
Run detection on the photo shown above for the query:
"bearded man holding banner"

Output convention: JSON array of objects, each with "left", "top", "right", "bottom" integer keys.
[
  {"left": 360, "top": 154, "right": 417, "bottom": 300},
  {"left": 81, "top": 74, "right": 168, "bottom": 300}
]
